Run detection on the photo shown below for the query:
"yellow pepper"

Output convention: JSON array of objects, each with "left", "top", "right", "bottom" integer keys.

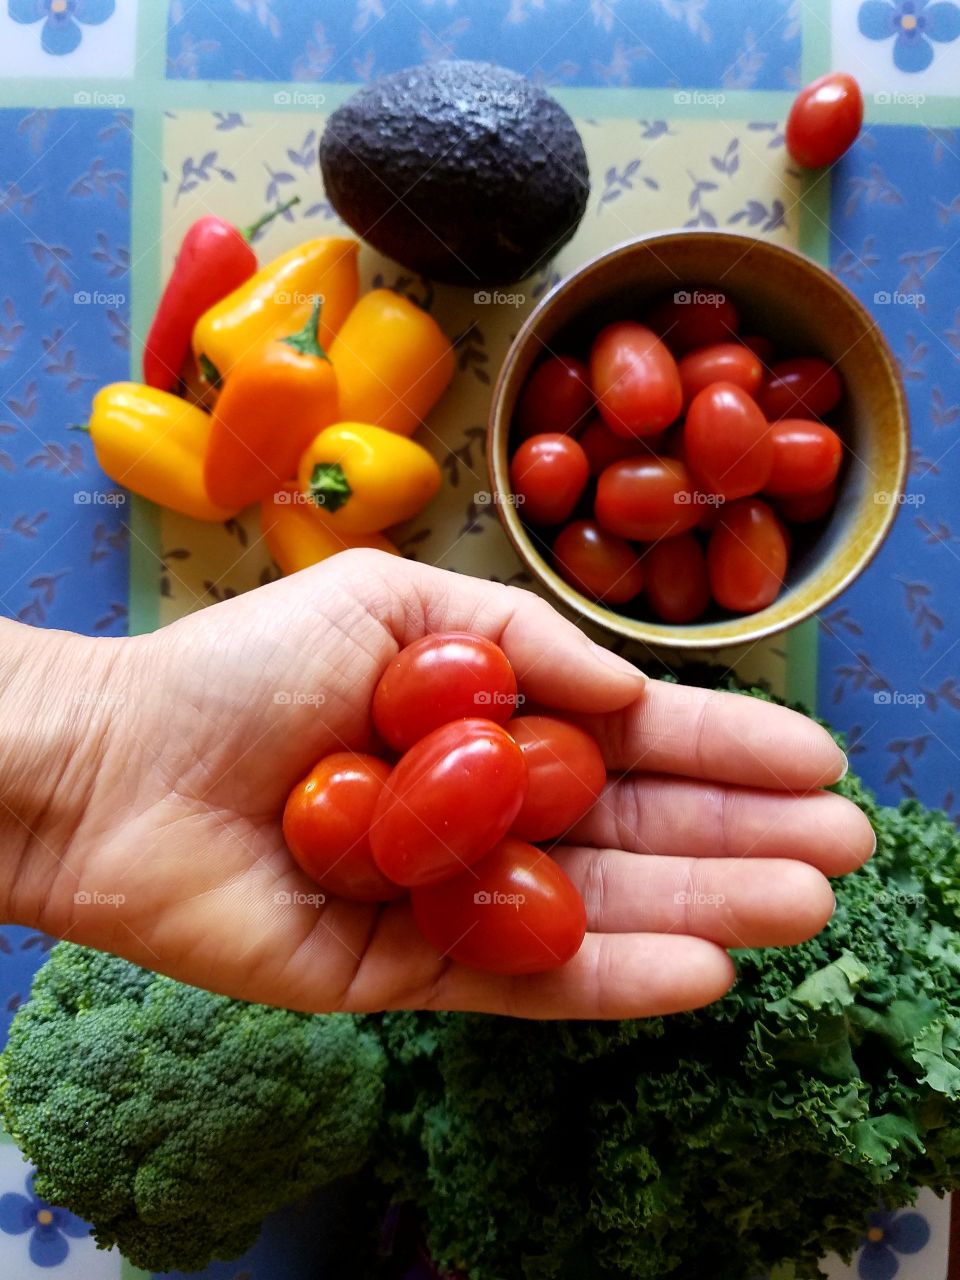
[
  {"left": 329, "top": 289, "right": 455, "bottom": 437},
  {"left": 261, "top": 484, "right": 398, "bottom": 576},
  {"left": 192, "top": 237, "right": 359, "bottom": 387},
  {"left": 85, "top": 383, "right": 238, "bottom": 523},
  {"left": 297, "top": 422, "right": 441, "bottom": 535}
]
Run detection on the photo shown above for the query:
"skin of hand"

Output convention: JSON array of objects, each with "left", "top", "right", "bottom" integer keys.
[{"left": 0, "top": 549, "right": 874, "bottom": 1021}]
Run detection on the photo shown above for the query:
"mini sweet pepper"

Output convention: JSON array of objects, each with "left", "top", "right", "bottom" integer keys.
[{"left": 261, "top": 484, "right": 398, "bottom": 576}]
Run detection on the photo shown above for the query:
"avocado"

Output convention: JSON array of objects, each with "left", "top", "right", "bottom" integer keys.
[{"left": 318, "top": 60, "right": 590, "bottom": 287}]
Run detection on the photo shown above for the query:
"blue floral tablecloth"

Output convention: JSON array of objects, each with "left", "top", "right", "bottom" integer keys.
[{"left": 0, "top": 1, "right": 958, "bottom": 1277}]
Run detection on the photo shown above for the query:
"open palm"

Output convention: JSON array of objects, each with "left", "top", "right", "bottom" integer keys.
[{"left": 22, "top": 551, "right": 873, "bottom": 1020}]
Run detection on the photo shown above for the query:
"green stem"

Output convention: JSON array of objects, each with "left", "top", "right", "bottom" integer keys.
[
  {"left": 307, "top": 462, "right": 352, "bottom": 514},
  {"left": 281, "top": 295, "right": 328, "bottom": 361},
  {"left": 239, "top": 195, "right": 301, "bottom": 242},
  {"left": 198, "top": 353, "right": 222, "bottom": 388},
  {"left": 66, "top": 422, "right": 90, "bottom": 433}
]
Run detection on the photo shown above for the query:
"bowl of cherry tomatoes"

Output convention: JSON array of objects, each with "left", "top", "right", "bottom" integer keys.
[{"left": 488, "top": 230, "right": 908, "bottom": 650}]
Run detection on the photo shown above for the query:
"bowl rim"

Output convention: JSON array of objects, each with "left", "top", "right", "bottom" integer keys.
[{"left": 487, "top": 228, "right": 910, "bottom": 651}]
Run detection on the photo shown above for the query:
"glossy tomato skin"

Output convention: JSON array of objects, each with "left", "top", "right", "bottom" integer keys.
[
  {"left": 684, "top": 381, "right": 773, "bottom": 500},
  {"left": 760, "top": 357, "right": 843, "bottom": 421},
  {"left": 777, "top": 483, "right": 837, "bottom": 523},
  {"left": 595, "top": 457, "right": 699, "bottom": 542},
  {"left": 373, "top": 633, "right": 518, "bottom": 753},
  {"left": 510, "top": 433, "right": 589, "bottom": 525},
  {"left": 553, "top": 520, "right": 644, "bottom": 604},
  {"left": 515, "top": 355, "right": 593, "bottom": 438},
  {"left": 708, "top": 498, "right": 789, "bottom": 614},
  {"left": 590, "top": 322, "right": 682, "bottom": 438},
  {"left": 765, "top": 419, "right": 843, "bottom": 496},
  {"left": 643, "top": 533, "right": 711, "bottom": 623},
  {"left": 645, "top": 288, "right": 739, "bottom": 355},
  {"left": 411, "top": 837, "right": 587, "bottom": 974},
  {"left": 578, "top": 417, "right": 647, "bottom": 475},
  {"left": 369, "top": 718, "right": 527, "bottom": 887},
  {"left": 283, "top": 753, "right": 402, "bottom": 902},
  {"left": 786, "top": 72, "right": 863, "bottom": 169},
  {"left": 508, "top": 716, "right": 607, "bottom": 841},
  {"left": 678, "top": 343, "right": 763, "bottom": 408}
]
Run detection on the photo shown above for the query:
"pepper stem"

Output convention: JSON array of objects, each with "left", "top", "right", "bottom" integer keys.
[
  {"left": 239, "top": 195, "right": 301, "bottom": 242},
  {"left": 307, "top": 462, "right": 352, "bottom": 515},
  {"left": 198, "top": 354, "right": 223, "bottom": 388},
  {"left": 67, "top": 422, "right": 90, "bottom": 433},
  {"left": 281, "top": 296, "right": 328, "bottom": 361}
]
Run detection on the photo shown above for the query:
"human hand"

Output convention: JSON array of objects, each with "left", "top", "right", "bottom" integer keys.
[{"left": 1, "top": 550, "right": 873, "bottom": 1020}]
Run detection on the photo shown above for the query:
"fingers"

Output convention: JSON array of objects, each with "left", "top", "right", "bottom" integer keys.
[
  {"left": 551, "top": 846, "right": 836, "bottom": 947},
  {"left": 577, "top": 681, "right": 847, "bottom": 791},
  {"left": 569, "top": 775, "right": 875, "bottom": 875}
]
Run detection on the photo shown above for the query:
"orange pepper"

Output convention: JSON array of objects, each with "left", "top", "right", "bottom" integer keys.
[
  {"left": 261, "top": 484, "right": 398, "bottom": 576},
  {"left": 204, "top": 299, "right": 339, "bottom": 510}
]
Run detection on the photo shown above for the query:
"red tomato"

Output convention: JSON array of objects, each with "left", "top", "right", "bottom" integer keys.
[
  {"left": 411, "top": 837, "right": 586, "bottom": 974},
  {"left": 645, "top": 288, "right": 739, "bottom": 355},
  {"left": 579, "top": 417, "right": 647, "bottom": 475},
  {"left": 553, "top": 520, "right": 644, "bottom": 604},
  {"left": 372, "top": 633, "right": 518, "bottom": 753},
  {"left": 515, "top": 354, "right": 593, "bottom": 438},
  {"left": 595, "top": 457, "right": 699, "bottom": 541},
  {"left": 369, "top": 719, "right": 527, "bottom": 887},
  {"left": 678, "top": 343, "right": 763, "bottom": 408},
  {"left": 590, "top": 321, "right": 682, "bottom": 438},
  {"left": 283, "top": 753, "right": 402, "bottom": 902},
  {"left": 786, "top": 72, "right": 863, "bottom": 169},
  {"left": 741, "top": 333, "right": 774, "bottom": 364},
  {"left": 510, "top": 433, "right": 589, "bottom": 525},
  {"left": 777, "top": 483, "right": 837, "bottom": 523},
  {"left": 643, "top": 533, "right": 710, "bottom": 623},
  {"left": 507, "top": 716, "right": 607, "bottom": 841},
  {"left": 764, "top": 419, "right": 843, "bottom": 496},
  {"left": 760, "top": 357, "right": 843, "bottom": 420},
  {"left": 707, "top": 498, "right": 789, "bottom": 614},
  {"left": 684, "top": 381, "right": 773, "bottom": 500}
]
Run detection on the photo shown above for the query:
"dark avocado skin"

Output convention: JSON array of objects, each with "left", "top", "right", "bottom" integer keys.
[{"left": 319, "top": 60, "right": 590, "bottom": 287}]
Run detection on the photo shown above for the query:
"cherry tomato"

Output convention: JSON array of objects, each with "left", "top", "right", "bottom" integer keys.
[
  {"left": 684, "top": 381, "right": 773, "bottom": 500},
  {"left": 510, "top": 433, "right": 589, "bottom": 525},
  {"left": 411, "top": 837, "right": 587, "bottom": 974},
  {"left": 678, "top": 342, "right": 763, "bottom": 408},
  {"left": 578, "top": 417, "right": 647, "bottom": 475},
  {"left": 552, "top": 520, "right": 644, "bottom": 604},
  {"left": 741, "top": 333, "right": 774, "bottom": 364},
  {"left": 760, "top": 357, "right": 843, "bottom": 421},
  {"left": 372, "top": 633, "right": 518, "bottom": 753},
  {"left": 645, "top": 288, "right": 740, "bottom": 355},
  {"left": 508, "top": 716, "right": 607, "bottom": 842},
  {"left": 515, "top": 354, "right": 593, "bottom": 438},
  {"left": 786, "top": 72, "right": 863, "bottom": 169},
  {"left": 764, "top": 419, "right": 843, "bottom": 496},
  {"left": 369, "top": 718, "right": 527, "bottom": 887},
  {"left": 595, "top": 457, "right": 699, "bottom": 542},
  {"left": 590, "top": 321, "right": 682, "bottom": 438},
  {"left": 283, "top": 753, "right": 402, "bottom": 903},
  {"left": 643, "top": 533, "right": 710, "bottom": 623},
  {"left": 777, "top": 483, "right": 837, "bottom": 523},
  {"left": 707, "top": 498, "right": 788, "bottom": 614}
]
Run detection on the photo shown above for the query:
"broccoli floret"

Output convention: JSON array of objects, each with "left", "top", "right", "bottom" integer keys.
[{"left": 0, "top": 945, "right": 385, "bottom": 1273}]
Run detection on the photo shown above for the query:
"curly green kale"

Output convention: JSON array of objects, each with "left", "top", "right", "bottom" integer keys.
[{"left": 0, "top": 945, "right": 385, "bottom": 1273}]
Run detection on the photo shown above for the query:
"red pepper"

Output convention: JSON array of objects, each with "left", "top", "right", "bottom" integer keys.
[{"left": 142, "top": 196, "right": 300, "bottom": 392}]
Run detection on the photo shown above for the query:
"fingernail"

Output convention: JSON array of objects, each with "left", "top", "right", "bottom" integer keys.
[
  {"left": 588, "top": 642, "right": 645, "bottom": 681},
  {"left": 834, "top": 751, "right": 849, "bottom": 782}
]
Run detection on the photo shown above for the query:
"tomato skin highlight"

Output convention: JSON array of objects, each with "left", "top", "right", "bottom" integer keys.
[
  {"left": 515, "top": 355, "right": 593, "bottom": 438},
  {"left": 578, "top": 417, "right": 647, "bottom": 475},
  {"left": 760, "top": 357, "right": 843, "bottom": 421},
  {"left": 372, "top": 632, "right": 518, "bottom": 753},
  {"left": 411, "top": 837, "right": 587, "bottom": 974},
  {"left": 283, "top": 753, "right": 402, "bottom": 902},
  {"left": 507, "top": 716, "right": 607, "bottom": 842},
  {"left": 678, "top": 343, "right": 763, "bottom": 408},
  {"left": 684, "top": 381, "right": 773, "bottom": 500},
  {"left": 645, "top": 288, "right": 739, "bottom": 355},
  {"left": 643, "top": 533, "right": 711, "bottom": 623},
  {"left": 777, "top": 483, "right": 837, "bottom": 523},
  {"left": 764, "top": 419, "right": 843, "bottom": 496},
  {"left": 786, "top": 72, "right": 863, "bottom": 169},
  {"left": 553, "top": 520, "right": 644, "bottom": 604},
  {"left": 590, "top": 321, "right": 683, "bottom": 438},
  {"left": 369, "top": 719, "right": 527, "bottom": 887},
  {"left": 707, "top": 498, "right": 789, "bottom": 614},
  {"left": 595, "top": 457, "right": 699, "bottom": 542},
  {"left": 510, "top": 433, "right": 589, "bottom": 525}
]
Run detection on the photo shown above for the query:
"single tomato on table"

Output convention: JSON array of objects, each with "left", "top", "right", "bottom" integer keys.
[
  {"left": 595, "top": 457, "right": 699, "bottom": 542},
  {"left": 508, "top": 716, "right": 607, "bottom": 842},
  {"left": 509, "top": 433, "right": 589, "bottom": 525},
  {"left": 684, "top": 381, "right": 773, "bottom": 501},
  {"left": 643, "top": 533, "right": 711, "bottom": 624},
  {"left": 786, "top": 72, "right": 863, "bottom": 169},
  {"left": 764, "top": 419, "right": 843, "bottom": 496},
  {"left": 515, "top": 354, "right": 593, "bottom": 438},
  {"left": 590, "top": 321, "right": 682, "bottom": 438},
  {"left": 552, "top": 520, "right": 644, "bottom": 604},
  {"left": 708, "top": 498, "right": 789, "bottom": 614}
]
